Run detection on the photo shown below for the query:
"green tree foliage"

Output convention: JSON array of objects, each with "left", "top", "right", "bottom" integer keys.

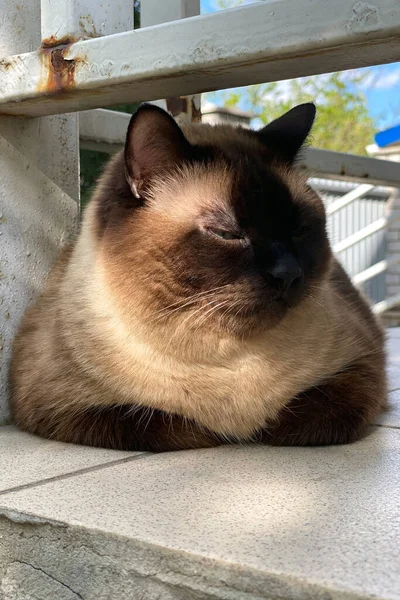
[
  {"left": 217, "top": 73, "right": 376, "bottom": 155},
  {"left": 211, "top": 0, "right": 376, "bottom": 155}
]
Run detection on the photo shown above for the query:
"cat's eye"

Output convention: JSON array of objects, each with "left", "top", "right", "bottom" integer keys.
[{"left": 207, "top": 228, "right": 244, "bottom": 242}]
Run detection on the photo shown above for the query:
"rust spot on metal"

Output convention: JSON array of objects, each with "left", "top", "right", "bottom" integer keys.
[
  {"left": 0, "top": 59, "right": 13, "bottom": 71},
  {"left": 79, "top": 15, "right": 99, "bottom": 38},
  {"left": 38, "top": 38, "right": 84, "bottom": 96},
  {"left": 38, "top": 48, "right": 76, "bottom": 94},
  {"left": 41, "top": 35, "right": 78, "bottom": 49}
]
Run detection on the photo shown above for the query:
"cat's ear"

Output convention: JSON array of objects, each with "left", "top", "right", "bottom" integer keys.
[
  {"left": 257, "top": 103, "right": 316, "bottom": 164},
  {"left": 124, "top": 103, "right": 192, "bottom": 198}
]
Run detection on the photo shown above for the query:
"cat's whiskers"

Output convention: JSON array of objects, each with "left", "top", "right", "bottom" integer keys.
[
  {"left": 151, "top": 284, "right": 232, "bottom": 323},
  {"left": 142, "top": 407, "right": 155, "bottom": 435},
  {"left": 306, "top": 291, "right": 332, "bottom": 324},
  {"left": 156, "top": 283, "right": 231, "bottom": 313},
  {"left": 160, "top": 298, "right": 226, "bottom": 354},
  {"left": 227, "top": 299, "right": 248, "bottom": 321},
  {"left": 191, "top": 298, "right": 234, "bottom": 331},
  {"left": 181, "top": 299, "right": 233, "bottom": 338},
  {"left": 328, "top": 287, "right": 366, "bottom": 310}
]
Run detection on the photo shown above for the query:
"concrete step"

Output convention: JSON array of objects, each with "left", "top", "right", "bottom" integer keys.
[{"left": 1, "top": 332, "right": 400, "bottom": 600}]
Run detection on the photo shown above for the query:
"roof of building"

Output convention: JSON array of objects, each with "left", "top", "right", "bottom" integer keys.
[
  {"left": 201, "top": 101, "right": 254, "bottom": 119},
  {"left": 375, "top": 124, "right": 400, "bottom": 148}
]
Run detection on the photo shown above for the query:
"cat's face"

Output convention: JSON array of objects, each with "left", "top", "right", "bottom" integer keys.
[{"left": 97, "top": 104, "right": 332, "bottom": 337}]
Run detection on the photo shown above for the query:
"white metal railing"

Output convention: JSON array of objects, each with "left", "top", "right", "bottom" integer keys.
[
  {"left": 373, "top": 294, "right": 400, "bottom": 314},
  {"left": 1, "top": 0, "right": 400, "bottom": 116},
  {"left": 333, "top": 216, "right": 390, "bottom": 254},
  {"left": 327, "top": 184, "right": 375, "bottom": 216},
  {"left": 353, "top": 257, "right": 400, "bottom": 286},
  {"left": 324, "top": 180, "right": 399, "bottom": 315},
  {"left": 1, "top": 0, "right": 400, "bottom": 322}
]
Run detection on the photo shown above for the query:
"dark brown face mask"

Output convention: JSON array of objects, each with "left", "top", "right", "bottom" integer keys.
[{"left": 109, "top": 102, "right": 330, "bottom": 333}]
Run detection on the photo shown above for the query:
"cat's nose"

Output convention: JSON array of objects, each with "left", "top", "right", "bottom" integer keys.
[{"left": 267, "top": 253, "right": 302, "bottom": 292}]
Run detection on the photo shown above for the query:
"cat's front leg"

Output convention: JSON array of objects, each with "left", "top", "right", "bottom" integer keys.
[
  {"left": 261, "top": 358, "right": 386, "bottom": 446},
  {"left": 32, "top": 404, "right": 220, "bottom": 452}
]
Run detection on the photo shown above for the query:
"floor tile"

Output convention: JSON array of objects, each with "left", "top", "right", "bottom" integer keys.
[
  {"left": 0, "top": 428, "right": 399, "bottom": 600},
  {"left": 0, "top": 426, "right": 141, "bottom": 493}
]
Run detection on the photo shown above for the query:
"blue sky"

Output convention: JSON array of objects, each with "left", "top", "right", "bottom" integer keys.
[{"left": 200, "top": 0, "right": 400, "bottom": 132}]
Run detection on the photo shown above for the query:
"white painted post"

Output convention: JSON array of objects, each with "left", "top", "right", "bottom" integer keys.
[
  {"left": 141, "top": 0, "right": 201, "bottom": 124},
  {"left": 0, "top": 0, "right": 80, "bottom": 424},
  {"left": 41, "top": 0, "right": 134, "bottom": 44},
  {"left": 0, "top": 0, "right": 135, "bottom": 424}
]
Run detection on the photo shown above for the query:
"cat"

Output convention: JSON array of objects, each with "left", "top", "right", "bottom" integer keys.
[{"left": 9, "top": 103, "right": 386, "bottom": 451}]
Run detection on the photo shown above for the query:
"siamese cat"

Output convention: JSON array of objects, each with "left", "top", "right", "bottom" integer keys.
[{"left": 9, "top": 103, "right": 386, "bottom": 451}]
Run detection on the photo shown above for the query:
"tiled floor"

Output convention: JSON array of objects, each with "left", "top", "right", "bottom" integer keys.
[
  {"left": 0, "top": 426, "right": 143, "bottom": 494},
  {"left": 0, "top": 332, "right": 399, "bottom": 600}
]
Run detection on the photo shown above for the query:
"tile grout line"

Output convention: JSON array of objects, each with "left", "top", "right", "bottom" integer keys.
[
  {"left": 1, "top": 420, "right": 399, "bottom": 499},
  {"left": 374, "top": 423, "right": 400, "bottom": 431},
  {"left": 0, "top": 452, "right": 153, "bottom": 498}
]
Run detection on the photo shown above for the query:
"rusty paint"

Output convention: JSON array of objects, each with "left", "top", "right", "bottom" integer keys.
[
  {"left": 37, "top": 37, "right": 86, "bottom": 96},
  {"left": 38, "top": 48, "right": 76, "bottom": 94},
  {"left": 41, "top": 35, "right": 78, "bottom": 49},
  {"left": 79, "top": 15, "right": 99, "bottom": 38},
  {"left": 339, "top": 164, "right": 371, "bottom": 179},
  {"left": 0, "top": 59, "right": 13, "bottom": 71}
]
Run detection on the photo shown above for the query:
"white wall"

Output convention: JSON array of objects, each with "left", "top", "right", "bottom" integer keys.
[{"left": 0, "top": 0, "right": 79, "bottom": 424}]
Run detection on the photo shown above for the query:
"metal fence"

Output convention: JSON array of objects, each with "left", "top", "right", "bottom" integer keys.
[{"left": 313, "top": 179, "right": 388, "bottom": 305}]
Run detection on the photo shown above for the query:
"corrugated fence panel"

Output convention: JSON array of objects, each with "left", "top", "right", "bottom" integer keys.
[{"left": 311, "top": 179, "right": 387, "bottom": 304}]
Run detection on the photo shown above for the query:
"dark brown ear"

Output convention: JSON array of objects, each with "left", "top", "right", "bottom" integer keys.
[
  {"left": 124, "top": 103, "right": 192, "bottom": 198},
  {"left": 258, "top": 103, "right": 316, "bottom": 164}
]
